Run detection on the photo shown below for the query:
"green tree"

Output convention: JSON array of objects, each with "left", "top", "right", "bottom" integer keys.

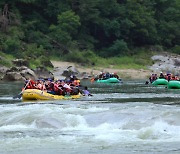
[
  {"left": 124, "top": 0, "right": 158, "bottom": 46},
  {"left": 49, "top": 10, "right": 81, "bottom": 45},
  {"left": 103, "top": 39, "right": 129, "bottom": 57},
  {"left": 154, "top": 0, "right": 180, "bottom": 47}
]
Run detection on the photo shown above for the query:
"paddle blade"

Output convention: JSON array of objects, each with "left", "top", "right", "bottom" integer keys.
[{"left": 13, "top": 93, "right": 22, "bottom": 99}]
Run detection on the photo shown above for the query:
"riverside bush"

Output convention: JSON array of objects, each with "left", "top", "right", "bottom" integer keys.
[
  {"left": 0, "top": 52, "right": 13, "bottom": 67},
  {"left": 172, "top": 45, "right": 180, "bottom": 54},
  {"left": 64, "top": 50, "right": 98, "bottom": 66}
]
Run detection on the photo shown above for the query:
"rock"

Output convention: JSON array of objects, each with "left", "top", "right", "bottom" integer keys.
[
  {"left": 68, "top": 66, "right": 80, "bottom": 74},
  {"left": 12, "top": 59, "right": 29, "bottom": 67},
  {"left": 20, "top": 67, "right": 37, "bottom": 80},
  {"left": 52, "top": 67, "right": 66, "bottom": 80},
  {"left": 2, "top": 66, "right": 37, "bottom": 81},
  {"left": 6, "top": 66, "right": 19, "bottom": 73},
  {"left": 18, "top": 66, "right": 29, "bottom": 71},
  {"left": 0, "top": 66, "right": 8, "bottom": 74},
  {"left": 79, "top": 72, "right": 91, "bottom": 79},
  {"left": 62, "top": 66, "right": 80, "bottom": 77},
  {"left": 2, "top": 72, "right": 25, "bottom": 81},
  {"left": 52, "top": 65, "right": 93, "bottom": 80},
  {"left": 149, "top": 53, "right": 180, "bottom": 74},
  {"left": 41, "top": 59, "right": 54, "bottom": 68},
  {"left": 174, "top": 59, "right": 180, "bottom": 66},
  {"left": 34, "top": 67, "right": 54, "bottom": 79},
  {"left": 0, "top": 66, "right": 9, "bottom": 80},
  {"left": 62, "top": 69, "right": 71, "bottom": 77}
]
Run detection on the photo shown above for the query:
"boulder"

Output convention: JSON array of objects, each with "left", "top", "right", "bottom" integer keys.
[
  {"left": 53, "top": 67, "right": 66, "bottom": 80},
  {"left": 62, "top": 66, "right": 80, "bottom": 77},
  {"left": 0, "top": 66, "right": 9, "bottom": 80},
  {"left": 62, "top": 69, "right": 71, "bottom": 77},
  {"left": 34, "top": 67, "right": 54, "bottom": 79},
  {"left": 6, "top": 66, "right": 19, "bottom": 73},
  {"left": 2, "top": 66, "right": 37, "bottom": 81},
  {"left": 2, "top": 72, "right": 25, "bottom": 81},
  {"left": 12, "top": 59, "right": 29, "bottom": 67},
  {"left": 67, "top": 66, "right": 80, "bottom": 74},
  {"left": 20, "top": 67, "right": 37, "bottom": 80},
  {"left": 149, "top": 53, "right": 180, "bottom": 74},
  {"left": 41, "top": 59, "right": 54, "bottom": 68},
  {"left": 79, "top": 72, "right": 91, "bottom": 79},
  {"left": 0, "top": 66, "right": 8, "bottom": 74}
]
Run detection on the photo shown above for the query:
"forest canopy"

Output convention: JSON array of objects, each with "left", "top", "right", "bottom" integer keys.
[{"left": 0, "top": 0, "right": 179, "bottom": 62}]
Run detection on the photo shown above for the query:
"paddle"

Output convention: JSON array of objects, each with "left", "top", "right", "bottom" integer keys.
[{"left": 13, "top": 80, "right": 30, "bottom": 99}]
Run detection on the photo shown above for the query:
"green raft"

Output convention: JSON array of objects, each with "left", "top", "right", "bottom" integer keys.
[
  {"left": 96, "top": 77, "right": 120, "bottom": 83},
  {"left": 168, "top": 80, "right": 180, "bottom": 89},
  {"left": 152, "top": 78, "right": 168, "bottom": 85}
]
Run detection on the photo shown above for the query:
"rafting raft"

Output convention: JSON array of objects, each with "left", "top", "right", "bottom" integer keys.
[
  {"left": 152, "top": 78, "right": 168, "bottom": 86},
  {"left": 22, "top": 89, "right": 81, "bottom": 101},
  {"left": 96, "top": 77, "right": 121, "bottom": 83},
  {"left": 168, "top": 80, "right": 180, "bottom": 89}
]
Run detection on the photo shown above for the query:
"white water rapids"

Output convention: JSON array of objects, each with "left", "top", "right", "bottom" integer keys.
[
  {"left": 0, "top": 81, "right": 180, "bottom": 154},
  {"left": 0, "top": 100, "right": 180, "bottom": 154}
]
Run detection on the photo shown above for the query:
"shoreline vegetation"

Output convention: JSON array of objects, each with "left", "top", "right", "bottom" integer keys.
[
  {"left": 0, "top": 0, "right": 179, "bottom": 80},
  {"left": 1, "top": 51, "right": 180, "bottom": 80}
]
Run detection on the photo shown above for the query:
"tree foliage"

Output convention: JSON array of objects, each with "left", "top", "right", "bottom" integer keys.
[{"left": 0, "top": 0, "right": 179, "bottom": 59}]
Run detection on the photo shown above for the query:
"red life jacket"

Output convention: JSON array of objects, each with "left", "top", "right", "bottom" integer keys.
[
  {"left": 29, "top": 80, "right": 36, "bottom": 89},
  {"left": 54, "top": 83, "right": 59, "bottom": 92}
]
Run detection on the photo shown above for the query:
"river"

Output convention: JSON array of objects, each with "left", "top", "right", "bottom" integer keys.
[{"left": 0, "top": 80, "right": 180, "bottom": 154}]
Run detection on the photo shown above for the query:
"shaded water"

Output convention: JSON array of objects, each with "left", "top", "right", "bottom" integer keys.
[{"left": 0, "top": 80, "right": 179, "bottom": 154}]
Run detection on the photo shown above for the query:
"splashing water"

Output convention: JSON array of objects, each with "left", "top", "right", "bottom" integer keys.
[{"left": 0, "top": 81, "right": 180, "bottom": 154}]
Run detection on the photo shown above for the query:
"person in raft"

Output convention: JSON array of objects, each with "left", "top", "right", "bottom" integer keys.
[
  {"left": 159, "top": 72, "right": 165, "bottom": 79},
  {"left": 82, "top": 86, "right": 93, "bottom": 96},
  {"left": 23, "top": 78, "right": 93, "bottom": 96}
]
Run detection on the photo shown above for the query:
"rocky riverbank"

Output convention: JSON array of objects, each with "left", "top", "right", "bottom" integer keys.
[
  {"left": 0, "top": 52, "right": 180, "bottom": 81},
  {"left": 0, "top": 59, "right": 54, "bottom": 81},
  {"left": 51, "top": 52, "right": 180, "bottom": 80},
  {"left": 51, "top": 61, "right": 151, "bottom": 79},
  {"left": 149, "top": 52, "right": 180, "bottom": 75}
]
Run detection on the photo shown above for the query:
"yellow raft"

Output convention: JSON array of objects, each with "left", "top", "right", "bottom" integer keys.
[{"left": 22, "top": 89, "right": 81, "bottom": 101}]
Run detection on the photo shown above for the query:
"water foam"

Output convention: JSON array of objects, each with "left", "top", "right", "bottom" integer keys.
[{"left": 0, "top": 102, "right": 179, "bottom": 145}]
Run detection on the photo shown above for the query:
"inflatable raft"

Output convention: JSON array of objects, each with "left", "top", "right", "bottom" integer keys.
[
  {"left": 152, "top": 78, "right": 168, "bottom": 86},
  {"left": 168, "top": 80, "right": 180, "bottom": 89},
  {"left": 96, "top": 77, "right": 121, "bottom": 83},
  {"left": 22, "top": 89, "right": 81, "bottom": 101}
]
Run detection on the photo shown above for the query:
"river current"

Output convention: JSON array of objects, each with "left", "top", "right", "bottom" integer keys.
[{"left": 0, "top": 80, "right": 179, "bottom": 154}]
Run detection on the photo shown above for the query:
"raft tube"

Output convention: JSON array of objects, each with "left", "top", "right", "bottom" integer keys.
[
  {"left": 22, "top": 89, "right": 81, "bottom": 101},
  {"left": 96, "top": 77, "right": 120, "bottom": 83},
  {"left": 168, "top": 80, "right": 180, "bottom": 89},
  {"left": 152, "top": 78, "right": 168, "bottom": 85}
]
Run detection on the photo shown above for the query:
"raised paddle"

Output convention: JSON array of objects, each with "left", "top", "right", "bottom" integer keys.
[{"left": 13, "top": 80, "right": 30, "bottom": 99}]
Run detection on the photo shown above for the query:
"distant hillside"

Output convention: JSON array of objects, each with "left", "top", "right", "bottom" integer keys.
[{"left": 0, "top": 0, "right": 179, "bottom": 67}]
